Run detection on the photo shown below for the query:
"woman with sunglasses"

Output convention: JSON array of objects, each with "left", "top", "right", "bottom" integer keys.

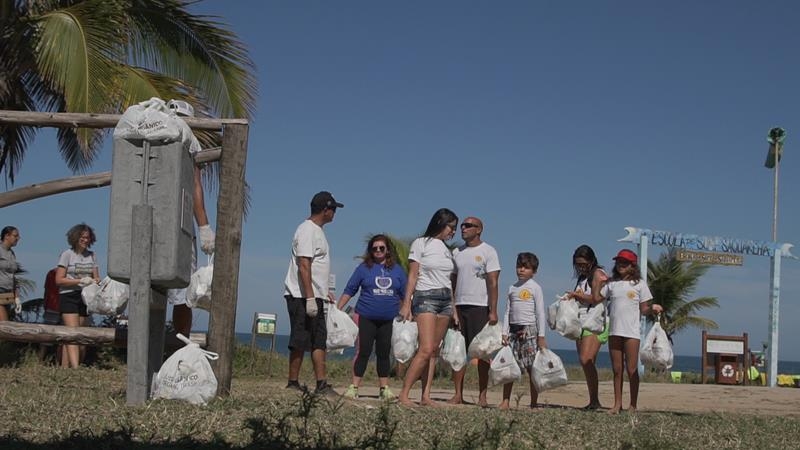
[
  {"left": 566, "top": 244, "right": 608, "bottom": 410},
  {"left": 398, "top": 208, "right": 459, "bottom": 407},
  {"left": 597, "top": 249, "right": 662, "bottom": 414},
  {"left": 337, "top": 234, "right": 407, "bottom": 401}
]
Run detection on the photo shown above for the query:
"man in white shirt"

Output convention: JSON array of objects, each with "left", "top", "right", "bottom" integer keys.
[
  {"left": 284, "top": 191, "right": 343, "bottom": 396},
  {"left": 449, "top": 217, "right": 500, "bottom": 407}
]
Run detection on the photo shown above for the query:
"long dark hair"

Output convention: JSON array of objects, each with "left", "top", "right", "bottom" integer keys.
[
  {"left": 363, "top": 234, "right": 396, "bottom": 269},
  {"left": 422, "top": 208, "right": 458, "bottom": 239},
  {"left": 572, "top": 244, "right": 602, "bottom": 283}
]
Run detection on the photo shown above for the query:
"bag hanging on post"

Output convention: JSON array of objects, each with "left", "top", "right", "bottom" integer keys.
[
  {"left": 82, "top": 276, "right": 130, "bottom": 315},
  {"left": 467, "top": 323, "right": 503, "bottom": 360},
  {"left": 532, "top": 348, "right": 568, "bottom": 392},
  {"left": 151, "top": 334, "right": 219, "bottom": 405},
  {"left": 391, "top": 319, "right": 418, "bottom": 364},
  {"left": 489, "top": 345, "right": 522, "bottom": 386}
]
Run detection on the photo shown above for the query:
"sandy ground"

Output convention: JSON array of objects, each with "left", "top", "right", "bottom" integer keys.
[{"left": 346, "top": 381, "right": 800, "bottom": 416}]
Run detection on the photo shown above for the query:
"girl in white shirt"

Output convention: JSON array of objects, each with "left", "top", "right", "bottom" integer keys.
[
  {"left": 598, "top": 249, "right": 663, "bottom": 414},
  {"left": 398, "top": 208, "right": 458, "bottom": 407}
]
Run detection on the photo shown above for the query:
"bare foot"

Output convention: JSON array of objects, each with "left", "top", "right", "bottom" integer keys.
[
  {"left": 529, "top": 404, "right": 543, "bottom": 411},
  {"left": 628, "top": 406, "right": 637, "bottom": 414},
  {"left": 420, "top": 398, "right": 441, "bottom": 407},
  {"left": 478, "top": 396, "right": 490, "bottom": 408},
  {"left": 398, "top": 397, "right": 417, "bottom": 407},
  {"left": 498, "top": 401, "right": 510, "bottom": 410},
  {"left": 582, "top": 402, "right": 601, "bottom": 411},
  {"left": 607, "top": 406, "right": 622, "bottom": 415},
  {"left": 447, "top": 396, "right": 463, "bottom": 405}
]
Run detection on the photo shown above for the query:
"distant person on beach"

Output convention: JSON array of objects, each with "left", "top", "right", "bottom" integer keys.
[
  {"left": 499, "top": 252, "right": 547, "bottom": 410},
  {"left": 398, "top": 208, "right": 458, "bottom": 407},
  {"left": 596, "top": 249, "right": 663, "bottom": 414},
  {"left": 449, "top": 216, "right": 500, "bottom": 407},
  {"left": 55, "top": 223, "right": 100, "bottom": 368},
  {"left": 337, "top": 234, "right": 406, "bottom": 400},
  {"left": 565, "top": 244, "right": 609, "bottom": 410},
  {"left": 0, "top": 226, "right": 22, "bottom": 321},
  {"left": 165, "top": 99, "right": 215, "bottom": 337},
  {"left": 284, "top": 191, "right": 343, "bottom": 396}
]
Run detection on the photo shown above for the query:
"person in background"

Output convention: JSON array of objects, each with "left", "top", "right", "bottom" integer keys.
[
  {"left": 398, "top": 208, "right": 458, "bottom": 407},
  {"left": 596, "top": 249, "right": 663, "bottom": 414},
  {"left": 338, "top": 234, "right": 406, "bottom": 400},
  {"left": 449, "top": 217, "right": 501, "bottom": 407},
  {"left": 0, "top": 226, "right": 21, "bottom": 320},
  {"left": 284, "top": 191, "right": 343, "bottom": 396},
  {"left": 566, "top": 244, "right": 609, "bottom": 410},
  {"left": 165, "top": 99, "right": 215, "bottom": 337},
  {"left": 499, "top": 252, "right": 547, "bottom": 410},
  {"left": 55, "top": 223, "right": 100, "bottom": 368}
]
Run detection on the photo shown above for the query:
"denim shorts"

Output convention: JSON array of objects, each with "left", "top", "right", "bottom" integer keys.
[{"left": 412, "top": 288, "right": 453, "bottom": 316}]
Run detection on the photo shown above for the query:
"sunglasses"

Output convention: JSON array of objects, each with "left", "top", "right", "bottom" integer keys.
[
  {"left": 615, "top": 260, "right": 633, "bottom": 267},
  {"left": 371, "top": 246, "right": 387, "bottom": 252},
  {"left": 460, "top": 223, "right": 479, "bottom": 229}
]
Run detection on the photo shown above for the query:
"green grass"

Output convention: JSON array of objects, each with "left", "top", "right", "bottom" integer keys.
[{"left": 0, "top": 345, "right": 795, "bottom": 449}]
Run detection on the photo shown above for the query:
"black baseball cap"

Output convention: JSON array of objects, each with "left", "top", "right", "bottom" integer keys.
[{"left": 311, "top": 191, "right": 344, "bottom": 210}]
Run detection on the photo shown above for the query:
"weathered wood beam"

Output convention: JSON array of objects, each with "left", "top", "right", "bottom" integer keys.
[
  {"left": 0, "top": 147, "right": 221, "bottom": 208},
  {"left": 0, "top": 110, "right": 248, "bottom": 130},
  {"left": 208, "top": 123, "right": 248, "bottom": 396},
  {"left": 0, "top": 321, "right": 206, "bottom": 347}
]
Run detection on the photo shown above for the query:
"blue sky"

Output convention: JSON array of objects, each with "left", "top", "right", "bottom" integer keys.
[{"left": 5, "top": 1, "right": 800, "bottom": 361}]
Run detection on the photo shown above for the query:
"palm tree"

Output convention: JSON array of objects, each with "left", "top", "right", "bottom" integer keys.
[
  {"left": 647, "top": 250, "right": 720, "bottom": 341},
  {"left": 0, "top": 0, "right": 257, "bottom": 184}
]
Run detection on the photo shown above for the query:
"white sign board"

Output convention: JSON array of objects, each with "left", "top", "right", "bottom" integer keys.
[{"left": 706, "top": 339, "right": 744, "bottom": 355}]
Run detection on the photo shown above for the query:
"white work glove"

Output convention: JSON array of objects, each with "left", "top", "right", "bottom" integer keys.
[
  {"left": 14, "top": 297, "right": 21, "bottom": 315},
  {"left": 78, "top": 277, "right": 94, "bottom": 287},
  {"left": 306, "top": 298, "right": 318, "bottom": 318},
  {"left": 198, "top": 224, "right": 215, "bottom": 255}
]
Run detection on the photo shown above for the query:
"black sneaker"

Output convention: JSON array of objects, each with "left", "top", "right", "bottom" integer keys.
[
  {"left": 314, "top": 382, "right": 338, "bottom": 397},
  {"left": 286, "top": 381, "right": 305, "bottom": 392}
]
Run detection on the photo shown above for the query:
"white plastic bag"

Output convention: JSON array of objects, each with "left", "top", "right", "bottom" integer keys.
[
  {"left": 113, "top": 97, "right": 184, "bottom": 142},
  {"left": 547, "top": 298, "right": 561, "bottom": 330},
  {"left": 532, "top": 348, "right": 568, "bottom": 392},
  {"left": 555, "top": 298, "right": 582, "bottom": 340},
  {"left": 467, "top": 323, "right": 503, "bottom": 360},
  {"left": 186, "top": 258, "right": 213, "bottom": 310},
  {"left": 82, "top": 276, "right": 129, "bottom": 315},
  {"left": 391, "top": 319, "right": 418, "bottom": 364},
  {"left": 326, "top": 305, "right": 359, "bottom": 351},
  {"left": 151, "top": 333, "right": 219, "bottom": 405},
  {"left": 578, "top": 302, "right": 606, "bottom": 334},
  {"left": 489, "top": 345, "right": 522, "bottom": 386},
  {"left": 441, "top": 328, "right": 467, "bottom": 372},
  {"left": 640, "top": 321, "right": 673, "bottom": 370}
]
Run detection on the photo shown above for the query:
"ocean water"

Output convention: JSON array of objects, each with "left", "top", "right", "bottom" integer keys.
[{"left": 236, "top": 333, "right": 800, "bottom": 374}]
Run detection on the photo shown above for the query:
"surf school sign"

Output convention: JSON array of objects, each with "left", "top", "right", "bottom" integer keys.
[
  {"left": 619, "top": 227, "right": 794, "bottom": 258},
  {"left": 619, "top": 226, "right": 795, "bottom": 389}
]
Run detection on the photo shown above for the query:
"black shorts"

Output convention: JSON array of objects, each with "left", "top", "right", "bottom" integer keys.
[
  {"left": 285, "top": 296, "right": 327, "bottom": 352},
  {"left": 457, "top": 305, "right": 489, "bottom": 350},
  {"left": 59, "top": 290, "right": 88, "bottom": 317}
]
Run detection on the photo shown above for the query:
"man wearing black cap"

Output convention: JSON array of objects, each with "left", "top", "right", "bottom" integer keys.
[{"left": 283, "top": 191, "right": 343, "bottom": 395}]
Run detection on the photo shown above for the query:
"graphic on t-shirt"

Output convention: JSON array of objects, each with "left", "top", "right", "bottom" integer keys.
[
  {"left": 375, "top": 276, "right": 393, "bottom": 290},
  {"left": 626, "top": 290, "right": 637, "bottom": 300},
  {"left": 518, "top": 289, "right": 532, "bottom": 301},
  {"left": 474, "top": 256, "right": 483, "bottom": 263}
]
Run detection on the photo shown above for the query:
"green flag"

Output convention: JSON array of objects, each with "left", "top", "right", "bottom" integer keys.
[{"left": 765, "top": 127, "right": 786, "bottom": 169}]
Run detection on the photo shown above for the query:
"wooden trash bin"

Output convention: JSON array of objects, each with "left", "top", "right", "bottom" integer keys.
[{"left": 716, "top": 353, "right": 739, "bottom": 384}]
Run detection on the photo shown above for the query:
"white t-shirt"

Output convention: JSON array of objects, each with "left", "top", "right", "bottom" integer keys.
[
  {"left": 57, "top": 249, "right": 97, "bottom": 294},
  {"left": 284, "top": 220, "right": 330, "bottom": 299},
  {"left": 408, "top": 237, "right": 453, "bottom": 291},
  {"left": 601, "top": 279, "right": 653, "bottom": 339},
  {"left": 452, "top": 242, "right": 501, "bottom": 306},
  {"left": 502, "top": 278, "right": 546, "bottom": 336}
]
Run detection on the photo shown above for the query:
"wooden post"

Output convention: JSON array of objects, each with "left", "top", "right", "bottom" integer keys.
[
  {"left": 207, "top": 123, "right": 249, "bottom": 396},
  {"left": 126, "top": 204, "right": 167, "bottom": 405}
]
